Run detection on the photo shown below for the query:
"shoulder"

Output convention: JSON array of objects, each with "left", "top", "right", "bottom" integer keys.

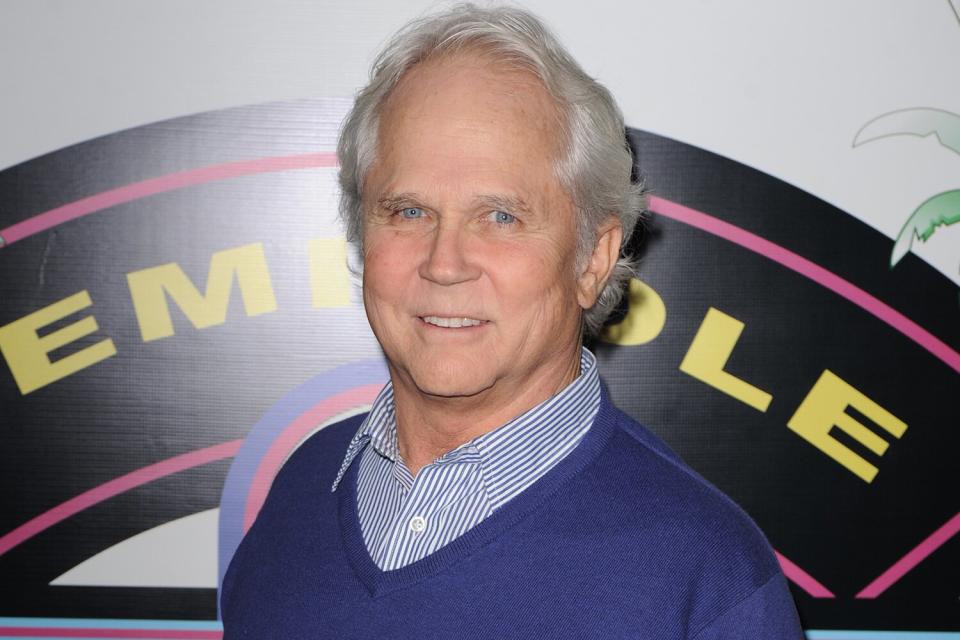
[
  {"left": 602, "top": 401, "right": 771, "bottom": 543},
  {"left": 235, "top": 411, "right": 366, "bottom": 542},
  {"left": 267, "top": 411, "right": 368, "bottom": 495},
  {"left": 220, "top": 412, "right": 367, "bottom": 623},
  {"left": 583, "top": 398, "right": 786, "bottom": 622}
]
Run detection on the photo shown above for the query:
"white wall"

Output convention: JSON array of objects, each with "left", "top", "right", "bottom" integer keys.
[{"left": 2, "top": 0, "right": 958, "bottom": 282}]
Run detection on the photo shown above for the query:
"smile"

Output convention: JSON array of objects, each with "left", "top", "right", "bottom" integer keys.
[{"left": 420, "top": 316, "right": 487, "bottom": 328}]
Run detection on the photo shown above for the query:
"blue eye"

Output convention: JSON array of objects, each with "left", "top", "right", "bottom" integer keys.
[
  {"left": 489, "top": 211, "right": 516, "bottom": 224},
  {"left": 400, "top": 207, "right": 424, "bottom": 219}
]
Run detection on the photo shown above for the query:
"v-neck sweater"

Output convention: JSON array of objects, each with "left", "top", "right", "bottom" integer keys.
[
  {"left": 335, "top": 349, "right": 600, "bottom": 570},
  {"left": 221, "top": 391, "right": 804, "bottom": 639}
]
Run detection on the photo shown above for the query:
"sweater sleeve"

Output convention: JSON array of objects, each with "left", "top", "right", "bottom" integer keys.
[{"left": 692, "top": 573, "right": 805, "bottom": 640}]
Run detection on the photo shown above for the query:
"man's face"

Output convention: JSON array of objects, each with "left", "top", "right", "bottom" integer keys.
[{"left": 361, "top": 55, "right": 602, "bottom": 404}]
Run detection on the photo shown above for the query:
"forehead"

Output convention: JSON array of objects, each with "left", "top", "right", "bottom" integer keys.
[
  {"left": 371, "top": 53, "right": 566, "bottom": 193},
  {"left": 382, "top": 51, "right": 562, "bottom": 128}
]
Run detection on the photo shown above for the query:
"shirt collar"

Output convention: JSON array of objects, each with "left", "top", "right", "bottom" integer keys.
[{"left": 332, "top": 348, "right": 600, "bottom": 492}]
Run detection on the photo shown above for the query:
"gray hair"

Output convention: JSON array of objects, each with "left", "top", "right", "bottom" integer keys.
[{"left": 338, "top": 3, "right": 645, "bottom": 336}]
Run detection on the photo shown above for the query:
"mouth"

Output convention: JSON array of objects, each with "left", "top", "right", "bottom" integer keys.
[{"left": 419, "top": 315, "right": 488, "bottom": 329}]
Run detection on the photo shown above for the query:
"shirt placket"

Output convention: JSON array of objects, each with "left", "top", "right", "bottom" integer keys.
[
  {"left": 379, "top": 451, "right": 485, "bottom": 570},
  {"left": 379, "top": 461, "right": 439, "bottom": 569}
]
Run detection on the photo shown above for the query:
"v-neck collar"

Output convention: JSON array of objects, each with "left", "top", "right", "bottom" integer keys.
[{"left": 336, "top": 390, "right": 618, "bottom": 598}]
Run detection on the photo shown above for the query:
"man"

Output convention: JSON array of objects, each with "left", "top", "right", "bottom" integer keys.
[{"left": 221, "top": 5, "right": 804, "bottom": 638}]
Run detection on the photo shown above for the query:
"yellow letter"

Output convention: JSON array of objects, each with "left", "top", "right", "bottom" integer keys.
[
  {"left": 127, "top": 243, "right": 277, "bottom": 342},
  {"left": 0, "top": 291, "right": 117, "bottom": 394},
  {"left": 601, "top": 278, "right": 667, "bottom": 346},
  {"left": 787, "top": 370, "right": 907, "bottom": 483},
  {"left": 679, "top": 307, "right": 773, "bottom": 412},
  {"left": 309, "top": 237, "right": 350, "bottom": 308}
]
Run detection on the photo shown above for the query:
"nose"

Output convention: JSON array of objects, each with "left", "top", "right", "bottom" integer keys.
[{"left": 418, "top": 221, "right": 481, "bottom": 285}]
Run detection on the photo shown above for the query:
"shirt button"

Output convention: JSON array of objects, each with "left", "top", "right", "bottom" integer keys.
[{"left": 409, "top": 516, "right": 427, "bottom": 533}]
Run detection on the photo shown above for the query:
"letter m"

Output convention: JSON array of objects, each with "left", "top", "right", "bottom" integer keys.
[{"left": 127, "top": 242, "right": 277, "bottom": 342}]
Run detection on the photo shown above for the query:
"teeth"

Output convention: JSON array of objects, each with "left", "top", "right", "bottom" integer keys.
[{"left": 422, "top": 316, "right": 484, "bottom": 328}]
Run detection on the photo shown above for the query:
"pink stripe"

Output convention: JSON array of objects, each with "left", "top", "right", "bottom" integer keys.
[
  {"left": 774, "top": 550, "right": 835, "bottom": 598},
  {"left": 0, "top": 153, "right": 337, "bottom": 246},
  {"left": 0, "top": 154, "right": 952, "bottom": 600},
  {"left": 0, "top": 440, "right": 242, "bottom": 557},
  {"left": 649, "top": 196, "right": 960, "bottom": 374},
  {"left": 0, "top": 628, "right": 220, "bottom": 638},
  {"left": 243, "top": 385, "right": 384, "bottom": 531},
  {"left": 856, "top": 511, "right": 960, "bottom": 598},
  {"left": 2, "top": 154, "right": 950, "bottom": 377}
]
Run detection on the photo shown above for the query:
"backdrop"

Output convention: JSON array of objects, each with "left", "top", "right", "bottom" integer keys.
[{"left": 1, "top": 2, "right": 957, "bottom": 638}]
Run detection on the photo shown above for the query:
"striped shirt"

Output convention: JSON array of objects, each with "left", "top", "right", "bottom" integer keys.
[{"left": 331, "top": 349, "right": 601, "bottom": 570}]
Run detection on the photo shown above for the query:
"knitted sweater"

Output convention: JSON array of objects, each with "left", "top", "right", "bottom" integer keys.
[{"left": 221, "top": 391, "right": 804, "bottom": 639}]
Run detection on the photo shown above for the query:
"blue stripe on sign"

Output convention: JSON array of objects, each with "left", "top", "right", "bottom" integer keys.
[
  {"left": 0, "top": 618, "right": 222, "bottom": 630},
  {"left": 0, "top": 622, "right": 956, "bottom": 639},
  {"left": 806, "top": 631, "right": 960, "bottom": 639}
]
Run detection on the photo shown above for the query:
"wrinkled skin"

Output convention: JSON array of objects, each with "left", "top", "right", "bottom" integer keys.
[{"left": 361, "top": 54, "right": 621, "bottom": 471}]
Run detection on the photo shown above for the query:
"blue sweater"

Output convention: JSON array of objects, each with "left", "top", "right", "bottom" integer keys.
[{"left": 221, "top": 392, "right": 804, "bottom": 639}]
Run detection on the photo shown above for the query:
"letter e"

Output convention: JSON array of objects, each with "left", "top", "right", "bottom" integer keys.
[
  {"left": 787, "top": 370, "right": 907, "bottom": 483},
  {"left": 0, "top": 291, "right": 117, "bottom": 394}
]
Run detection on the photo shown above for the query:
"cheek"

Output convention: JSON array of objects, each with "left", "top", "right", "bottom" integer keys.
[
  {"left": 364, "top": 232, "right": 418, "bottom": 285},
  {"left": 362, "top": 245, "right": 413, "bottom": 318},
  {"left": 487, "top": 241, "right": 579, "bottom": 315}
]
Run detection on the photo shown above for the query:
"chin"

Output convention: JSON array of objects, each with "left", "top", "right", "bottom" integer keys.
[
  {"left": 407, "top": 354, "right": 496, "bottom": 399},
  {"left": 416, "top": 379, "right": 494, "bottom": 399}
]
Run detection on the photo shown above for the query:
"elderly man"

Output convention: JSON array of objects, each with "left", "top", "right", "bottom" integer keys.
[{"left": 221, "top": 5, "right": 804, "bottom": 638}]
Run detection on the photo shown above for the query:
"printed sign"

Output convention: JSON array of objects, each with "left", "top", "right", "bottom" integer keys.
[{"left": 0, "top": 99, "right": 956, "bottom": 637}]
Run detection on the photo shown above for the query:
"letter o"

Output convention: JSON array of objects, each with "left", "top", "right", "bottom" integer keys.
[{"left": 601, "top": 278, "right": 667, "bottom": 346}]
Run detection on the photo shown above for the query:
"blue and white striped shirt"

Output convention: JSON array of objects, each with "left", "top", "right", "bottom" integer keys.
[{"left": 331, "top": 349, "right": 601, "bottom": 570}]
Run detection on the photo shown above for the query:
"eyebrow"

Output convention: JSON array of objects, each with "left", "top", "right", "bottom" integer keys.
[
  {"left": 475, "top": 194, "right": 532, "bottom": 214},
  {"left": 375, "top": 192, "right": 534, "bottom": 214},
  {"left": 376, "top": 193, "right": 423, "bottom": 211}
]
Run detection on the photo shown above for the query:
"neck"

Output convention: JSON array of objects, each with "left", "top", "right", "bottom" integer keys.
[{"left": 391, "top": 347, "right": 583, "bottom": 476}]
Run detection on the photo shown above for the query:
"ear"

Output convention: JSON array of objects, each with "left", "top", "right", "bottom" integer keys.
[{"left": 576, "top": 216, "right": 623, "bottom": 309}]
